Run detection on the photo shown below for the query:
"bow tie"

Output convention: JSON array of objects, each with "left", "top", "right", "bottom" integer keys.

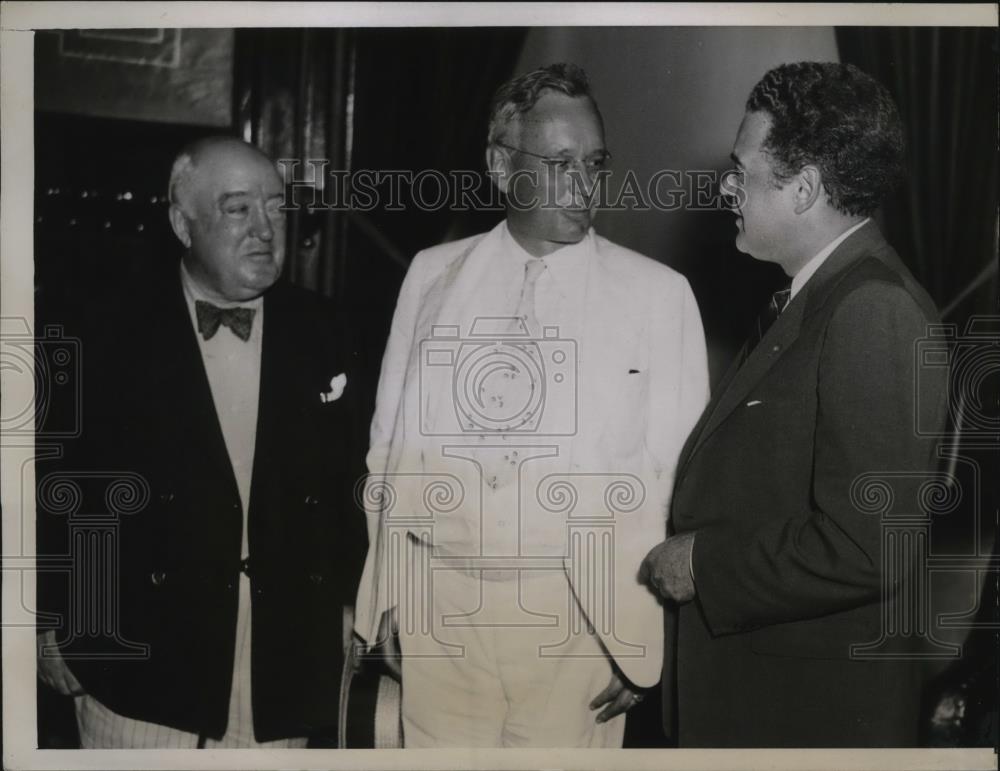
[{"left": 195, "top": 300, "right": 256, "bottom": 342}]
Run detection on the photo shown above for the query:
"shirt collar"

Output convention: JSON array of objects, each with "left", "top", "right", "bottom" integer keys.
[
  {"left": 789, "top": 217, "right": 870, "bottom": 300},
  {"left": 500, "top": 221, "right": 594, "bottom": 292}
]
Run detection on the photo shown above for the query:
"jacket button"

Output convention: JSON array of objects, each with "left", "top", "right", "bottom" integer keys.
[
  {"left": 150, "top": 571, "right": 167, "bottom": 586},
  {"left": 309, "top": 572, "right": 324, "bottom": 585}
]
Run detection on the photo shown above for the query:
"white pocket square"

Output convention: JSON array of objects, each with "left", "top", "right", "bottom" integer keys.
[
  {"left": 745, "top": 399, "right": 763, "bottom": 407},
  {"left": 320, "top": 373, "right": 347, "bottom": 403}
]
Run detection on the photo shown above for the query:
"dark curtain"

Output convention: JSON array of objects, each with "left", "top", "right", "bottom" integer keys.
[{"left": 836, "top": 27, "right": 999, "bottom": 322}]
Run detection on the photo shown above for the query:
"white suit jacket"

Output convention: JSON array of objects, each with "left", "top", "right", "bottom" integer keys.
[{"left": 354, "top": 222, "right": 708, "bottom": 687}]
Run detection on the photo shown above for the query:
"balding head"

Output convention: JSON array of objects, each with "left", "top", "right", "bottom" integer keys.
[
  {"left": 167, "top": 137, "right": 286, "bottom": 302},
  {"left": 168, "top": 136, "right": 277, "bottom": 216}
]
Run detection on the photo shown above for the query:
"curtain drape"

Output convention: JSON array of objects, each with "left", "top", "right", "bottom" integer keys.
[{"left": 836, "top": 27, "right": 998, "bottom": 322}]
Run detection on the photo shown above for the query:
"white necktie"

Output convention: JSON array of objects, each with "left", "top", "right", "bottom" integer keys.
[
  {"left": 513, "top": 257, "right": 545, "bottom": 336},
  {"left": 477, "top": 258, "right": 547, "bottom": 491}
]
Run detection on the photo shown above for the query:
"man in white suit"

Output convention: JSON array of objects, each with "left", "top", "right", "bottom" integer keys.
[{"left": 354, "top": 63, "right": 708, "bottom": 747}]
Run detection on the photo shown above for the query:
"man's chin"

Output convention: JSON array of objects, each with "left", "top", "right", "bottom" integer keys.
[
  {"left": 241, "top": 264, "right": 282, "bottom": 295},
  {"left": 555, "top": 216, "right": 592, "bottom": 242}
]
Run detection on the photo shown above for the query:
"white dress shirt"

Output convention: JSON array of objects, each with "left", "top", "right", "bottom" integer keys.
[{"left": 424, "top": 223, "right": 592, "bottom": 569}]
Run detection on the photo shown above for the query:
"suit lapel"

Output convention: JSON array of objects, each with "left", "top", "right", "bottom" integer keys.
[
  {"left": 251, "top": 284, "right": 289, "bottom": 504},
  {"left": 409, "top": 232, "right": 490, "bottom": 436},
  {"left": 689, "top": 292, "right": 807, "bottom": 455},
  {"left": 678, "top": 222, "right": 886, "bottom": 477},
  {"left": 145, "top": 269, "right": 241, "bottom": 499},
  {"left": 575, "top": 243, "right": 636, "bottom": 463},
  {"left": 674, "top": 335, "right": 750, "bottom": 477}
]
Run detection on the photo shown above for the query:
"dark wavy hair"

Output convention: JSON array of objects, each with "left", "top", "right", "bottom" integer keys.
[
  {"left": 746, "top": 62, "right": 905, "bottom": 216},
  {"left": 487, "top": 63, "right": 594, "bottom": 145}
]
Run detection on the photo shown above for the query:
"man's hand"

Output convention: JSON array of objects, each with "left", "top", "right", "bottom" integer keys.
[
  {"left": 37, "top": 630, "right": 85, "bottom": 696},
  {"left": 589, "top": 671, "right": 644, "bottom": 724},
  {"left": 374, "top": 606, "right": 401, "bottom": 681},
  {"left": 640, "top": 532, "right": 697, "bottom": 603}
]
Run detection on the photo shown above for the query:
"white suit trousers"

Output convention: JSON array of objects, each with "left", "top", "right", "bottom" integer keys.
[{"left": 398, "top": 567, "right": 626, "bottom": 748}]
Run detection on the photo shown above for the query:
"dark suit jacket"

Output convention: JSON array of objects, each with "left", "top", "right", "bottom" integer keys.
[
  {"left": 666, "top": 223, "right": 949, "bottom": 747},
  {"left": 37, "top": 260, "right": 366, "bottom": 742}
]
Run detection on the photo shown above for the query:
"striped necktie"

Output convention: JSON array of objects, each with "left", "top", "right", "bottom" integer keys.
[{"left": 741, "top": 285, "right": 791, "bottom": 365}]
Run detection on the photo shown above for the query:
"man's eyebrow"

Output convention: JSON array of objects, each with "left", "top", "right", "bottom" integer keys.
[
  {"left": 547, "top": 146, "right": 609, "bottom": 157},
  {"left": 218, "top": 191, "right": 250, "bottom": 205}
]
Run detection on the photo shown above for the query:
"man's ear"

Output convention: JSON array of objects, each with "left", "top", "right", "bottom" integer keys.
[
  {"left": 792, "top": 165, "right": 823, "bottom": 215},
  {"left": 168, "top": 204, "right": 192, "bottom": 249},
  {"left": 486, "top": 145, "right": 511, "bottom": 194}
]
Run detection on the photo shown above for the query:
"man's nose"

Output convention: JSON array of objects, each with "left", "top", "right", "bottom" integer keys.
[
  {"left": 565, "top": 164, "right": 598, "bottom": 206},
  {"left": 250, "top": 204, "right": 274, "bottom": 241}
]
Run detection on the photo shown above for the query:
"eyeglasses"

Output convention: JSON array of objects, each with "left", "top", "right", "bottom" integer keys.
[{"left": 494, "top": 141, "right": 612, "bottom": 176}]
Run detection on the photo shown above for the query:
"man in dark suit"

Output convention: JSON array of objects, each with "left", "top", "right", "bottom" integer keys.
[
  {"left": 36, "top": 137, "right": 362, "bottom": 747},
  {"left": 640, "top": 62, "right": 950, "bottom": 747}
]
